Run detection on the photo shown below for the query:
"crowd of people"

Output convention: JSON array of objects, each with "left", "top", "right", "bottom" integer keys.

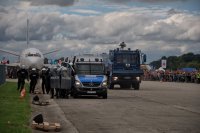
[{"left": 143, "top": 69, "right": 200, "bottom": 83}]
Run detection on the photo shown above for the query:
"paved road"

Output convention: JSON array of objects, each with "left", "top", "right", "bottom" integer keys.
[{"left": 54, "top": 81, "right": 200, "bottom": 133}]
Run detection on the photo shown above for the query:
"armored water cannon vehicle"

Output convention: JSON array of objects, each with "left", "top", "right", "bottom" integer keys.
[
  {"left": 108, "top": 42, "right": 146, "bottom": 90},
  {"left": 70, "top": 54, "right": 108, "bottom": 99}
]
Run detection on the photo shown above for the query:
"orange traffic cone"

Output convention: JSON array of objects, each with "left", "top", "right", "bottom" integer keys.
[{"left": 20, "top": 88, "right": 26, "bottom": 98}]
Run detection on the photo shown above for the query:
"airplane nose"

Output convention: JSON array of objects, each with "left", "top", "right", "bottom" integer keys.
[{"left": 28, "top": 57, "right": 43, "bottom": 69}]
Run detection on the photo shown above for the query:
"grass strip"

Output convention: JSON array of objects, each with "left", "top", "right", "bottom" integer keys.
[{"left": 0, "top": 82, "right": 31, "bottom": 133}]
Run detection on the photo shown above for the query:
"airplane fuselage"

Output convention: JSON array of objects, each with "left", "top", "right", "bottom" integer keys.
[{"left": 20, "top": 48, "right": 44, "bottom": 69}]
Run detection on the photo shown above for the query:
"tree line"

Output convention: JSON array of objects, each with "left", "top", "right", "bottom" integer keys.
[{"left": 150, "top": 53, "right": 200, "bottom": 70}]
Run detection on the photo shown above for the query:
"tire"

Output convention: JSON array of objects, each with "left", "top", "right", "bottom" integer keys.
[
  {"left": 134, "top": 83, "right": 140, "bottom": 90},
  {"left": 72, "top": 93, "right": 78, "bottom": 98},
  {"left": 71, "top": 88, "right": 78, "bottom": 98},
  {"left": 102, "top": 93, "right": 107, "bottom": 99}
]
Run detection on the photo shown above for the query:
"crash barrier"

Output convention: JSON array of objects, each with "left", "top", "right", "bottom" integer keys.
[{"left": 0, "top": 64, "right": 6, "bottom": 85}]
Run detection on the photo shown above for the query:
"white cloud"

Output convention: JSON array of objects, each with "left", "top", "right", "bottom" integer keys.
[
  {"left": 0, "top": 0, "right": 77, "bottom": 7},
  {"left": 0, "top": 6, "right": 200, "bottom": 62},
  {"left": 101, "top": 0, "right": 189, "bottom": 4},
  {"left": 70, "top": 9, "right": 101, "bottom": 15}
]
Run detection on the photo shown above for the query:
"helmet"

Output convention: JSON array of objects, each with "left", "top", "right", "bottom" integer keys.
[
  {"left": 21, "top": 65, "right": 26, "bottom": 69},
  {"left": 53, "top": 66, "right": 57, "bottom": 71},
  {"left": 32, "top": 68, "right": 36, "bottom": 71},
  {"left": 42, "top": 68, "right": 46, "bottom": 71}
]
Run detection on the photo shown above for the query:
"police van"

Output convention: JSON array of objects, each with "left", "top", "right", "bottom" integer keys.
[{"left": 70, "top": 54, "right": 108, "bottom": 99}]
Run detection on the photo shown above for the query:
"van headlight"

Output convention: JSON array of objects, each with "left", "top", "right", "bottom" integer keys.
[
  {"left": 75, "top": 80, "right": 82, "bottom": 87},
  {"left": 101, "top": 81, "right": 107, "bottom": 87},
  {"left": 136, "top": 77, "right": 140, "bottom": 81}
]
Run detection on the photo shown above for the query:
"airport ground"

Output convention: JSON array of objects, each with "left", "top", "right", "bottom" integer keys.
[{"left": 29, "top": 81, "right": 200, "bottom": 133}]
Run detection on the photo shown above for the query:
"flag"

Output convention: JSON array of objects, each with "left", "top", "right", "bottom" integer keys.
[{"left": 161, "top": 60, "right": 167, "bottom": 69}]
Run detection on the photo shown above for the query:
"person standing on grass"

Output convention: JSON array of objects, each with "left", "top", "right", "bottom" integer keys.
[
  {"left": 29, "top": 68, "right": 39, "bottom": 94},
  {"left": 17, "top": 65, "right": 29, "bottom": 92}
]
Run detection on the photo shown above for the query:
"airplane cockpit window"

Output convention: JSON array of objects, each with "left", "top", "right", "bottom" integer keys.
[
  {"left": 36, "top": 53, "right": 41, "bottom": 57},
  {"left": 26, "top": 52, "right": 41, "bottom": 57}
]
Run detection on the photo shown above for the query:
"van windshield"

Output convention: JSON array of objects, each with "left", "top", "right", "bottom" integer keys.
[{"left": 75, "top": 63, "right": 104, "bottom": 75}]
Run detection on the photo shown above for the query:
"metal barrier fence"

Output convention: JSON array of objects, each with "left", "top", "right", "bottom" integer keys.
[{"left": 0, "top": 64, "right": 6, "bottom": 85}]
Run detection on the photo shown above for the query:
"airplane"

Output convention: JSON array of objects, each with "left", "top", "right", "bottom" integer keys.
[
  {"left": 0, "top": 19, "right": 59, "bottom": 69},
  {"left": 0, "top": 48, "right": 59, "bottom": 69}
]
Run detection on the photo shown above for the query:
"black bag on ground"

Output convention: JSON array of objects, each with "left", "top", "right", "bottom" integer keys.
[
  {"left": 33, "top": 114, "right": 43, "bottom": 124},
  {"left": 33, "top": 95, "right": 39, "bottom": 101}
]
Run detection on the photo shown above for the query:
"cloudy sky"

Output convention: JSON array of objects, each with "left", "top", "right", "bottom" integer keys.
[{"left": 0, "top": 0, "right": 200, "bottom": 63}]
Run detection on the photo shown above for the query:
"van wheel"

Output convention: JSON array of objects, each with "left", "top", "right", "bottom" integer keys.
[
  {"left": 71, "top": 90, "right": 78, "bottom": 98},
  {"left": 102, "top": 93, "right": 107, "bottom": 99}
]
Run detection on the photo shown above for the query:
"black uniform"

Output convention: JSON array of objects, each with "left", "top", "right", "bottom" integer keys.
[
  {"left": 41, "top": 70, "right": 46, "bottom": 94},
  {"left": 29, "top": 71, "right": 39, "bottom": 93},
  {"left": 45, "top": 68, "right": 51, "bottom": 94},
  {"left": 17, "top": 68, "right": 28, "bottom": 92}
]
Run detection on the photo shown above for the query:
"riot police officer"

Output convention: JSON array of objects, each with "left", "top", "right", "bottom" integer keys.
[
  {"left": 45, "top": 67, "right": 51, "bottom": 94},
  {"left": 17, "top": 65, "right": 29, "bottom": 92},
  {"left": 29, "top": 68, "right": 39, "bottom": 94},
  {"left": 41, "top": 68, "right": 46, "bottom": 94},
  {"left": 50, "top": 66, "right": 60, "bottom": 99},
  {"left": 60, "top": 66, "right": 70, "bottom": 98}
]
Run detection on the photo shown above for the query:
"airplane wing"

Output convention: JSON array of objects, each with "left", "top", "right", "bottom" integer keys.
[
  {"left": 6, "top": 62, "right": 20, "bottom": 67},
  {"left": 43, "top": 49, "right": 60, "bottom": 55},
  {"left": 0, "top": 48, "right": 20, "bottom": 56}
]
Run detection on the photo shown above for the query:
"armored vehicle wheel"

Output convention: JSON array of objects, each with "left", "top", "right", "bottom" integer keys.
[{"left": 134, "top": 83, "right": 140, "bottom": 90}]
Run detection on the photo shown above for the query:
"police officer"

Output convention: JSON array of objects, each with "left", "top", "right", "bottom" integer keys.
[
  {"left": 41, "top": 68, "right": 46, "bottom": 94},
  {"left": 29, "top": 68, "right": 39, "bottom": 94},
  {"left": 60, "top": 67, "right": 69, "bottom": 98},
  {"left": 17, "top": 65, "right": 29, "bottom": 92},
  {"left": 50, "top": 66, "right": 60, "bottom": 99},
  {"left": 45, "top": 67, "right": 51, "bottom": 94}
]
